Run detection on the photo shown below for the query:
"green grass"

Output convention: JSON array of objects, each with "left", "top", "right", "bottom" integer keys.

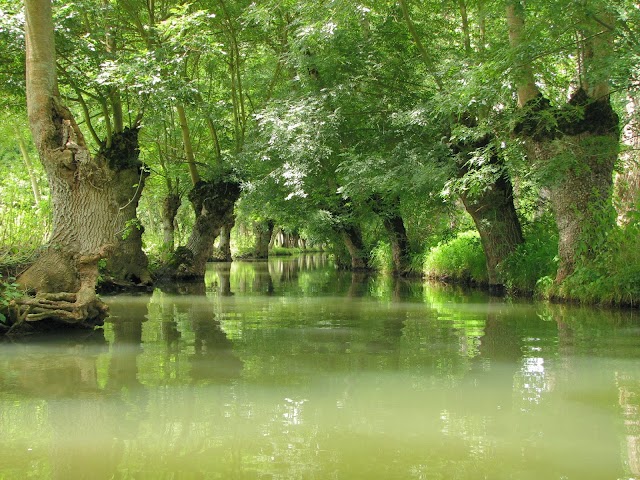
[{"left": 370, "top": 241, "right": 393, "bottom": 274}]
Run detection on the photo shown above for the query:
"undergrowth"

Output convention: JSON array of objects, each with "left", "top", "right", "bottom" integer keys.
[
  {"left": 370, "top": 241, "right": 393, "bottom": 274},
  {"left": 423, "top": 230, "right": 487, "bottom": 285},
  {"left": 498, "top": 221, "right": 558, "bottom": 296},
  {"left": 554, "top": 223, "right": 640, "bottom": 307}
]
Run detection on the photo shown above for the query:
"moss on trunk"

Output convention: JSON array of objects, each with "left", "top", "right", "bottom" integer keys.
[
  {"left": 516, "top": 90, "right": 619, "bottom": 282},
  {"left": 99, "top": 128, "right": 152, "bottom": 291}
]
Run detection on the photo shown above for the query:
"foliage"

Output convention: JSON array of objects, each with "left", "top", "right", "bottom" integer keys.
[
  {"left": 423, "top": 231, "right": 487, "bottom": 285},
  {"left": 554, "top": 223, "right": 640, "bottom": 306},
  {"left": 498, "top": 220, "right": 559, "bottom": 295},
  {"left": 0, "top": 118, "right": 50, "bottom": 265},
  {"left": 0, "top": 276, "right": 22, "bottom": 325},
  {"left": 370, "top": 241, "right": 393, "bottom": 274},
  {"left": 230, "top": 225, "right": 257, "bottom": 259}
]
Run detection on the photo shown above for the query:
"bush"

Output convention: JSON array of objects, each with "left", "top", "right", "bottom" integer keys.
[
  {"left": 0, "top": 277, "right": 22, "bottom": 326},
  {"left": 555, "top": 224, "right": 640, "bottom": 307},
  {"left": 370, "top": 241, "right": 393, "bottom": 274},
  {"left": 499, "top": 222, "right": 558, "bottom": 295},
  {"left": 423, "top": 230, "right": 487, "bottom": 284}
]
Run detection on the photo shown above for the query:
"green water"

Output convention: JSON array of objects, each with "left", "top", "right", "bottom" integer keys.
[{"left": 1, "top": 255, "right": 640, "bottom": 479}]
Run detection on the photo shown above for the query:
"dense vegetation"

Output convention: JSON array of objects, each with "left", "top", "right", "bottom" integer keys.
[{"left": 1, "top": 0, "right": 639, "bottom": 329}]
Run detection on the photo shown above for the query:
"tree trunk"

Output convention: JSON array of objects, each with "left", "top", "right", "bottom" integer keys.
[
  {"left": 339, "top": 225, "right": 369, "bottom": 270},
  {"left": 218, "top": 220, "right": 234, "bottom": 261},
  {"left": 616, "top": 96, "right": 640, "bottom": 224},
  {"left": 382, "top": 214, "right": 411, "bottom": 276},
  {"left": 100, "top": 127, "right": 151, "bottom": 290},
  {"left": 161, "top": 192, "right": 181, "bottom": 260},
  {"left": 455, "top": 139, "right": 524, "bottom": 288},
  {"left": 15, "top": 126, "right": 41, "bottom": 205},
  {"left": 268, "top": 228, "right": 278, "bottom": 250},
  {"left": 290, "top": 231, "right": 300, "bottom": 248},
  {"left": 253, "top": 219, "right": 274, "bottom": 259},
  {"left": 520, "top": 95, "right": 619, "bottom": 282},
  {"left": 369, "top": 195, "right": 413, "bottom": 276},
  {"left": 159, "top": 179, "right": 240, "bottom": 280},
  {"left": 507, "top": 2, "right": 619, "bottom": 283},
  {"left": 15, "top": 0, "right": 117, "bottom": 328}
]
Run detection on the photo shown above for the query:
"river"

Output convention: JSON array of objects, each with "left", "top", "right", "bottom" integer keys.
[{"left": 1, "top": 254, "right": 639, "bottom": 479}]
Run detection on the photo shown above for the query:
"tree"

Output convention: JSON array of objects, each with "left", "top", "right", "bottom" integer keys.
[
  {"left": 398, "top": 0, "right": 524, "bottom": 288},
  {"left": 16, "top": 0, "right": 121, "bottom": 326},
  {"left": 507, "top": 0, "right": 619, "bottom": 283},
  {"left": 52, "top": 0, "right": 154, "bottom": 290}
]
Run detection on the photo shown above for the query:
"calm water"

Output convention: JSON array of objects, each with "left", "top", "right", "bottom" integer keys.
[{"left": 1, "top": 255, "right": 640, "bottom": 479}]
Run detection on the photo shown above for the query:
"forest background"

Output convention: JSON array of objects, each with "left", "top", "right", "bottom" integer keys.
[{"left": 1, "top": 0, "right": 639, "bottom": 328}]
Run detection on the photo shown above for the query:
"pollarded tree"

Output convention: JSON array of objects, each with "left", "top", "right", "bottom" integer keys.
[
  {"left": 51, "top": 0, "right": 159, "bottom": 290},
  {"left": 506, "top": 0, "right": 620, "bottom": 282},
  {"left": 16, "top": 0, "right": 121, "bottom": 326}
]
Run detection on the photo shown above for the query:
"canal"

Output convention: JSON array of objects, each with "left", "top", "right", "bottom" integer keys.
[{"left": 1, "top": 255, "right": 639, "bottom": 479}]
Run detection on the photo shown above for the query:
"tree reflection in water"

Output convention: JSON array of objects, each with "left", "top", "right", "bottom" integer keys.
[{"left": 1, "top": 256, "right": 639, "bottom": 479}]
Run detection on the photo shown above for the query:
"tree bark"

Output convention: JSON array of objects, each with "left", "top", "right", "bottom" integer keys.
[
  {"left": 616, "top": 95, "right": 640, "bottom": 224},
  {"left": 176, "top": 103, "right": 201, "bottom": 185},
  {"left": 161, "top": 192, "right": 181, "bottom": 260},
  {"left": 99, "top": 127, "right": 152, "bottom": 290},
  {"left": 158, "top": 179, "right": 240, "bottom": 280},
  {"left": 338, "top": 224, "right": 369, "bottom": 270},
  {"left": 253, "top": 219, "right": 275, "bottom": 259},
  {"left": 16, "top": 0, "right": 117, "bottom": 327},
  {"left": 369, "top": 195, "right": 412, "bottom": 276},
  {"left": 218, "top": 221, "right": 234, "bottom": 261},
  {"left": 15, "top": 126, "right": 41, "bottom": 205},
  {"left": 518, "top": 94, "right": 619, "bottom": 282},
  {"left": 455, "top": 138, "right": 524, "bottom": 288}
]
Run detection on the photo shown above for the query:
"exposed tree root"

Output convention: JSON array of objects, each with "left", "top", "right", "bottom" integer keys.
[{"left": 8, "top": 291, "right": 107, "bottom": 335}]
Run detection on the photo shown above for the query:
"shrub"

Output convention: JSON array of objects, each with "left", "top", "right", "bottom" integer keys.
[
  {"left": 0, "top": 277, "right": 22, "bottom": 326},
  {"left": 423, "top": 230, "right": 487, "bottom": 284},
  {"left": 556, "top": 224, "right": 640, "bottom": 307},
  {"left": 370, "top": 241, "right": 393, "bottom": 274},
  {"left": 499, "top": 222, "right": 558, "bottom": 295}
]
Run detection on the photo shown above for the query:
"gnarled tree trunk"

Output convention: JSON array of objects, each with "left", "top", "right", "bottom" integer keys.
[
  {"left": 159, "top": 178, "right": 240, "bottom": 280},
  {"left": 100, "top": 127, "right": 151, "bottom": 290},
  {"left": 218, "top": 221, "right": 234, "bottom": 261},
  {"left": 455, "top": 138, "right": 524, "bottom": 288},
  {"left": 369, "top": 195, "right": 413, "bottom": 276},
  {"left": 517, "top": 93, "right": 619, "bottom": 282},
  {"left": 338, "top": 224, "right": 369, "bottom": 270},
  {"left": 161, "top": 192, "right": 181, "bottom": 260},
  {"left": 16, "top": 0, "right": 117, "bottom": 327}
]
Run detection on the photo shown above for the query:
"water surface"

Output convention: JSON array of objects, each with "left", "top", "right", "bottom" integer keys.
[{"left": 1, "top": 255, "right": 639, "bottom": 479}]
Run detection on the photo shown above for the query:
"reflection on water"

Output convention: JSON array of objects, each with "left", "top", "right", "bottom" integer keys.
[{"left": 1, "top": 254, "right": 640, "bottom": 479}]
